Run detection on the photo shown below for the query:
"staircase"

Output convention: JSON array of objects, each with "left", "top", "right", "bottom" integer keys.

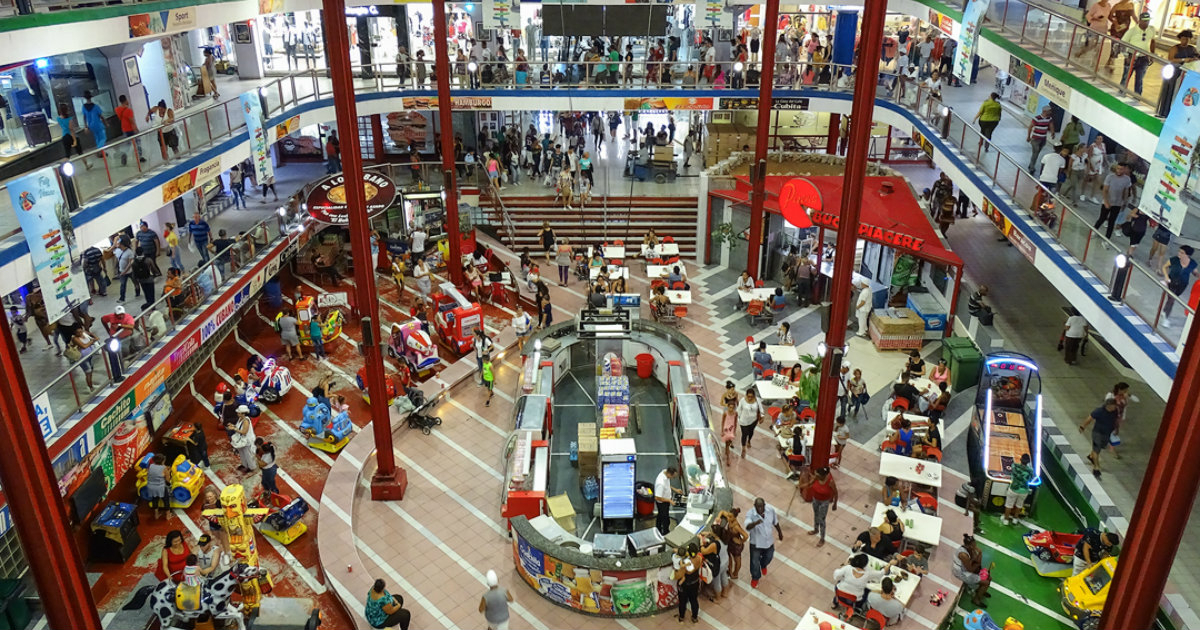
[{"left": 479, "top": 195, "right": 701, "bottom": 258}]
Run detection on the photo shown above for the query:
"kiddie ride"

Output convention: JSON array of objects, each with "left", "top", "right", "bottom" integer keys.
[
  {"left": 295, "top": 295, "right": 345, "bottom": 346},
  {"left": 135, "top": 453, "right": 206, "bottom": 508},
  {"left": 1061, "top": 557, "right": 1118, "bottom": 630},
  {"left": 299, "top": 396, "right": 354, "bottom": 453},
  {"left": 238, "top": 356, "right": 294, "bottom": 405},
  {"left": 387, "top": 319, "right": 438, "bottom": 377},
  {"left": 214, "top": 382, "right": 262, "bottom": 420},
  {"left": 1023, "top": 529, "right": 1085, "bottom": 577},
  {"left": 248, "top": 488, "right": 310, "bottom": 545},
  {"left": 431, "top": 281, "right": 481, "bottom": 355}
]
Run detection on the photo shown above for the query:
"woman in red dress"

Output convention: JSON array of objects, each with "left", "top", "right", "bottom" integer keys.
[
  {"left": 373, "top": 230, "right": 391, "bottom": 273},
  {"left": 154, "top": 530, "right": 192, "bottom": 583}
]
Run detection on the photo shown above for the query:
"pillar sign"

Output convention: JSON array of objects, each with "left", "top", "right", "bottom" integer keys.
[{"left": 779, "top": 178, "right": 819, "bottom": 229}]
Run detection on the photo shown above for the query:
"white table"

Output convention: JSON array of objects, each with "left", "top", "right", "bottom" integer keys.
[
  {"left": 665, "top": 290, "right": 691, "bottom": 305},
  {"left": 737, "top": 287, "right": 778, "bottom": 303},
  {"left": 795, "top": 607, "right": 863, "bottom": 630},
  {"left": 647, "top": 263, "right": 688, "bottom": 279},
  {"left": 754, "top": 379, "right": 797, "bottom": 401},
  {"left": 872, "top": 502, "right": 943, "bottom": 547},
  {"left": 879, "top": 452, "right": 943, "bottom": 488},
  {"left": 602, "top": 245, "right": 626, "bottom": 259},
  {"left": 775, "top": 424, "right": 835, "bottom": 452},
  {"left": 747, "top": 343, "right": 800, "bottom": 368},
  {"left": 881, "top": 412, "right": 932, "bottom": 435},
  {"left": 865, "top": 556, "right": 921, "bottom": 605},
  {"left": 644, "top": 242, "right": 681, "bottom": 258},
  {"left": 588, "top": 266, "right": 630, "bottom": 281}
]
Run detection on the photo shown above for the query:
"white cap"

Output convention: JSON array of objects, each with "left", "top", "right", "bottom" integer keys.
[
  {"left": 486, "top": 570, "right": 499, "bottom": 587},
  {"left": 114, "top": 305, "right": 126, "bottom": 315},
  {"left": 236, "top": 405, "right": 250, "bottom": 414}
]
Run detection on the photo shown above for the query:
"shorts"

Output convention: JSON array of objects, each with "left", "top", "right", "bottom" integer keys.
[
  {"left": 484, "top": 378, "right": 494, "bottom": 391},
  {"left": 16, "top": 332, "right": 26, "bottom": 343},
  {"left": 281, "top": 332, "right": 300, "bottom": 346},
  {"left": 1090, "top": 429, "right": 1109, "bottom": 454},
  {"left": 489, "top": 621, "right": 509, "bottom": 630},
  {"left": 1004, "top": 489, "right": 1027, "bottom": 509},
  {"left": 1128, "top": 230, "right": 1146, "bottom": 246}
]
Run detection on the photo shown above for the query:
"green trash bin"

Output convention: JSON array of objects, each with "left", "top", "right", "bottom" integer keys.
[
  {"left": 944, "top": 337, "right": 984, "bottom": 392},
  {"left": 0, "top": 579, "right": 29, "bottom": 630}
]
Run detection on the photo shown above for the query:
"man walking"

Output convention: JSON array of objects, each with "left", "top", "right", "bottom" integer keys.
[
  {"left": 1121, "top": 11, "right": 1157, "bottom": 94},
  {"left": 1026, "top": 105, "right": 1055, "bottom": 172},
  {"left": 135, "top": 221, "right": 162, "bottom": 276},
  {"left": 745, "top": 497, "right": 783, "bottom": 588},
  {"left": 188, "top": 212, "right": 212, "bottom": 265},
  {"left": 479, "top": 570, "right": 513, "bottom": 630},
  {"left": 654, "top": 466, "right": 682, "bottom": 534},
  {"left": 1095, "top": 163, "right": 1132, "bottom": 239},
  {"left": 114, "top": 238, "right": 134, "bottom": 302},
  {"left": 1079, "top": 399, "right": 1120, "bottom": 477}
]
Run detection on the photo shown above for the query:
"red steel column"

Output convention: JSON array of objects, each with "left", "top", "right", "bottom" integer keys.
[
  {"left": 321, "top": 0, "right": 407, "bottom": 499},
  {"left": 433, "top": 0, "right": 464, "bottom": 286},
  {"left": 1101, "top": 319, "right": 1200, "bottom": 628},
  {"left": 0, "top": 310, "right": 100, "bottom": 630},
  {"left": 810, "top": 0, "right": 886, "bottom": 468},
  {"left": 744, "top": 0, "right": 779, "bottom": 277}
]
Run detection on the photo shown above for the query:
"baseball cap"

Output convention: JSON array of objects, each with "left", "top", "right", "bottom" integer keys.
[
  {"left": 486, "top": 570, "right": 498, "bottom": 587},
  {"left": 114, "top": 305, "right": 125, "bottom": 315},
  {"left": 236, "top": 405, "right": 250, "bottom": 414},
  {"left": 1139, "top": 10, "right": 1151, "bottom": 18}
]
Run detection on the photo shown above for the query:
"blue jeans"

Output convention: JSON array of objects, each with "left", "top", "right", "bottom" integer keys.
[
  {"left": 231, "top": 183, "right": 246, "bottom": 208},
  {"left": 170, "top": 249, "right": 184, "bottom": 272},
  {"left": 1123, "top": 54, "right": 1150, "bottom": 94},
  {"left": 195, "top": 240, "right": 210, "bottom": 264},
  {"left": 261, "top": 465, "right": 279, "bottom": 494},
  {"left": 312, "top": 336, "right": 326, "bottom": 358},
  {"left": 749, "top": 545, "right": 775, "bottom": 581}
]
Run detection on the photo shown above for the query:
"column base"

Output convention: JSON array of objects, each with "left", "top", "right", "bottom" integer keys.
[{"left": 370, "top": 468, "right": 408, "bottom": 501}]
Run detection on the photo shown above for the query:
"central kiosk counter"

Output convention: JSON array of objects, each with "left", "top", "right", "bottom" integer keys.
[{"left": 502, "top": 311, "right": 732, "bottom": 617}]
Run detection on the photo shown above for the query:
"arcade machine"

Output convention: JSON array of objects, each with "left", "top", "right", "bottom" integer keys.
[
  {"left": 402, "top": 188, "right": 476, "bottom": 267},
  {"left": 502, "top": 429, "right": 549, "bottom": 531},
  {"left": 293, "top": 296, "right": 345, "bottom": 346},
  {"left": 599, "top": 438, "right": 637, "bottom": 533},
  {"left": 431, "top": 281, "right": 481, "bottom": 354},
  {"left": 967, "top": 351, "right": 1043, "bottom": 511},
  {"left": 135, "top": 454, "right": 206, "bottom": 508}
]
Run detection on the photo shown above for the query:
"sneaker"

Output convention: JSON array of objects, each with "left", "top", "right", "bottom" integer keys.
[
  {"left": 1163, "top": 318, "right": 1173, "bottom": 327},
  {"left": 1078, "top": 195, "right": 1087, "bottom": 202},
  {"left": 761, "top": 567, "right": 767, "bottom": 576},
  {"left": 751, "top": 579, "right": 759, "bottom": 588}
]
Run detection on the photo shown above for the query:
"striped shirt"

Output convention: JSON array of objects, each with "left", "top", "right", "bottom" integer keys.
[{"left": 1030, "top": 114, "right": 1052, "bottom": 140}]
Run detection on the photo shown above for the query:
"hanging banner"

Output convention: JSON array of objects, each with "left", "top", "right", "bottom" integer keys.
[
  {"left": 981, "top": 199, "right": 1036, "bottom": 264},
  {"left": 240, "top": 91, "right": 275, "bottom": 184},
  {"left": 305, "top": 172, "right": 399, "bottom": 225},
  {"left": 484, "top": 0, "right": 519, "bottom": 30},
  {"left": 954, "top": 0, "right": 990, "bottom": 85},
  {"left": 702, "top": 0, "right": 732, "bottom": 28},
  {"left": 128, "top": 6, "right": 197, "bottom": 39},
  {"left": 401, "top": 96, "right": 493, "bottom": 110},
  {"left": 624, "top": 97, "right": 714, "bottom": 110},
  {"left": 33, "top": 391, "right": 56, "bottom": 442},
  {"left": 720, "top": 97, "right": 809, "bottom": 110},
  {"left": 7, "top": 168, "right": 83, "bottom": 323},
  {"left": 162, "top": 156, "right": 223, "bottom": 204},
  {"left": 1140, "top": 73, "right": 1200, "bottom": 235}
]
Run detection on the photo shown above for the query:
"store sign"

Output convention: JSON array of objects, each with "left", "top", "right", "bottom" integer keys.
[
  {"left": 1138, "top": 71, "right": 1200, "bottom": 236},
  {"left": 624, "top": 97, "right": 714, "bottom": 111},
  {"left": 345, "top": 4, "right": 379, "bottom": 15},
  {"left": 981, "top": 199, "right": 1036, "bottom": 264},
  {"left": 1035, "top": 74, "right": 1072, "bottom": 109},
  {"left": 7, "top": 168, "right": 84, "bottom": 323},
  {"left": 720, "top": 97, "right": 809, "bottom": 111},
  {"left": 162, "top": 156, "right": 223, "bottom": 204},
  {"left": 778, "top": 178, "right": 818, "bottom": 229},
  {"left": 401, "top": 96, "right": 493, "bottom": 110},
  {"left": 33, "top": 392, "right": 56, "bottom": 442},
  {"left": 305, "top": 172, "right": 398, "bottom": 225},
  {"left": 928, "top": 10, "right": 958, "bottom": 37},
  {"left": 317, "top": 292, "right": 350, "bottom": 308},
  {"left": 484, "top": 0, "right": 519, "bottom": 30},
  {"left": 911, "top": 128, "right": 935, "bottom": 160},
  {"left": 808, "top": 210, "right": 926, "bottom": 253},
  {"left": 128, "top": 6, "right": 196, "bottom": 39}
]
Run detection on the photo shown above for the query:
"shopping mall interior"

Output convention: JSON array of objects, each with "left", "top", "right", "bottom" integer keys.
[{"left": 0, "top": 0, "right": 1196, "bottom": 627}]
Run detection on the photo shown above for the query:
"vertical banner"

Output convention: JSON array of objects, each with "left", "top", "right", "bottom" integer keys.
[
  {"left": 1139, "top": 72, "right": 1200, "bottom": 235},
  {"left": 484, "top": 0, "right": 519, "bottom": 31},
  {"left": 831, "top": 11, "right": 858, "bottom": 67},
  {"left": 703, "top": 0, "right": 732, "bottom": 29},
  {"left": 7, "top": 168, "right": 83, "bottom": 322},
  {"left": 240, "top": 91, "right": 274, "bottom": 184},
  {"left": 955, "top": 0, "right": 990, "bottom": 85}
]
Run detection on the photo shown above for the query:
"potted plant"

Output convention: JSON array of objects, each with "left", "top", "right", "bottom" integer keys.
[
  {"left": 793, "top": 353, "right": 822, "bottom": 409},
  {"left": 710, "top": 222, "right": 742, "bottom": 250}
]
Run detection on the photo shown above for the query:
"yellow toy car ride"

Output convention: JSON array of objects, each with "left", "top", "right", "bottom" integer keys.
[{"left": 1060, "top": 556, "right": 1117, "bottom": 630}]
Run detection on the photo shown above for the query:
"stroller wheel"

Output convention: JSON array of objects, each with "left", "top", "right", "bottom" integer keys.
[
  {"left": 434, "top": 417, "right": 442, "bottom": 426},
  {"left": 422, "top": 426, "right": 432, "bottom": 435}
]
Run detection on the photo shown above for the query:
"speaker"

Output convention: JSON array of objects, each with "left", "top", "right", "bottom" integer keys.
[
  {"left": 69, "top": 468, "right": 107, "bottom": 523},
  {"left": 820, "top": 304, "right": 830, "bottom": 334},
  {"left": 90, "top": 528, "right": 141, "bottom": 563}
]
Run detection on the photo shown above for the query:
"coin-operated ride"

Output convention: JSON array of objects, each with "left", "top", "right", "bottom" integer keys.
[
  {"left": 202, "top": 485, "right": 273, "bottom": 612},
  {"left": 431, "top": 281, "right": 481, "bottom": 355},
  {"left": 298, "top": 397, "right": 353, "bottom": 453},
  {"left": 135, "top": 453, "right": 206, "bottom": 508}
]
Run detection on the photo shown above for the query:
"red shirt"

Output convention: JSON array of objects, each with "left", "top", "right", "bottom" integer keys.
[
  {"left": 810, "top": 478, "right": 835, "bottom": 502},
  {"left": 115, "top": 105, "right": 137, "bottom": 133}
]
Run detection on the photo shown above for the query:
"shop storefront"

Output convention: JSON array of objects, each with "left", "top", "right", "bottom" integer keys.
[{"left": 256, "top": 11, "right": 325, "bottom": 74}]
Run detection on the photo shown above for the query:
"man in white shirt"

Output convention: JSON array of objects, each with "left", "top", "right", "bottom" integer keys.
[
  {"left": 1063, "top": 310, "right": 1089, "bottom": 365},
  {"left": 654, "top": 467, "right": 682, "bottom": 534},
  {"left": 195, "top": 534, "right": 228, "bottom": 578},
  {"left": 1038, "top": 145, "right": 1069, "bottom": 191},
  {"left": 866, "top": 578, "right": 906, "bottom": 625},
  {"left": 855, "top": 280, "right": 873, "bottom": 338},
  {"left": 744, "top": 497, "right": 783, "bottom": 588},
  {"left": 410, "top": 226, "right": 427, "bottom": 262},
  {"left": 1121, "top": 11, "right": 1158, "bottom": 94}
]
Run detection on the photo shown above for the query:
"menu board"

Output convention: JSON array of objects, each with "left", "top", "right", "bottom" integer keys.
[{"left": 602, "top": 462, "right": 635, "bottom": 519}]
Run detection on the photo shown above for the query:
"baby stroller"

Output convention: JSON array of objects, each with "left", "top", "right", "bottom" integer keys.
[
  {"left": 1035, "top": 200, "right": 1058, "bottom": 230},
  {"left": 573, "top": 249, "right": 590, "bottom": 282},
  {"left": 404, "top": 388, "right": 441, "bottom": 435}
]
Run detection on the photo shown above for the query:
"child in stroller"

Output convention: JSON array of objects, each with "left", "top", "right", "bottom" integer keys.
[
  {"left": 573, "top": 248, "right": 590, "bottom": 282},
  {"left": 1036, "top": 198, "right": 1058, "bottom": 230}
]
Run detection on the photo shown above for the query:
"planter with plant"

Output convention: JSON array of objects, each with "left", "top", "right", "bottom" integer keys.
[{"left": 711, "top": 222, "right": 742, "bottom": 250}]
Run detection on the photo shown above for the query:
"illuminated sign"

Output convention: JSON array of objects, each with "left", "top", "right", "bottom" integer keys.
[
  {"left": 807, "top": 210, "right": 926, "bottom": 253},
  {"left": 305, "top": 172, "right": 398, "bottom": 225},
  {"left": 345, "top": 5, "right": 379, "bottom": 15},
  {"left": 778, "top": 178, "right": 819, "bottom": 229}
]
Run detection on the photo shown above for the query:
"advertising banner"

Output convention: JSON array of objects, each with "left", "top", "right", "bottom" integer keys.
[
  {"left": 162, "top": 156, "right": 223, "bottom": 204},
  {"left": 7, "top": 168, "right": 83, "bottom": 322},
  {"left": 624, "top": 97, "right": 714, "bottom": 110},
  {"left": 484, "top": 0, "right": 519, "bottom": 30},
  {"left": 1139, "top": 72, "right": 1200, "bottom": 235},
  {"left": 1035, "top": 73, "right": 1072, "bottom": 109},
  {"left": 305, "top": 172, "right": 399, "bottom": 225},
  {"left": 955, "top": 0, "right": 990, "bottom": 85},
  {"left": 512, "top": 531, "right": 662, "bottom": 615},
  {"left": 702, "top": 0, "right": 732, "bottom": 28},
  {"left": 981, "top": 199, "right": 1036, "bottom": 264},
  {"left": 33, "top": 392, "right": 56, "bottom": 442},
  {"left": 719, "top": 97, "right": 809, "bottom": 110},
  {"left": 274, "top": 115, "right": 301, "bottom": 141},
  {"left": 128, "top": 6, "right": 196, "bottom": 39},
  {"left": 386, "top": 111, "right": 434, "bottom": 152},
  {"left": 401, "top": 96, "right": 493, "bottom": 110},
  {"left": 240, "top": 92, "right": 275, "bottom": 184}
]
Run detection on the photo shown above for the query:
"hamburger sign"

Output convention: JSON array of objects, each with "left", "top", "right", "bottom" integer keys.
[{"left": 305, "top": 172, "right": 398, "bottom": 225}]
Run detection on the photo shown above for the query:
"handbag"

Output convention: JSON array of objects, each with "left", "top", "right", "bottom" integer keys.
[
  {"left": 64, "top": 345, "right": 82, "bottom": 362},
  {"left": 699, "top": 562, "right": 713, "bottom": 585},
  {"left": 1120, "top": 222, "right": 1133, "bottom": 237},
  {"left": 857, "top": 392, "right": 870, "bottom": 405},
  {"left": 230, "top": 424, "right": 251, "bottom": 449}
]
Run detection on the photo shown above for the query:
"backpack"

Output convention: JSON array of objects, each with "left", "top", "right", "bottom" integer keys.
[{"left": 131, "top": 256, "right": 151, "bottom": 280}]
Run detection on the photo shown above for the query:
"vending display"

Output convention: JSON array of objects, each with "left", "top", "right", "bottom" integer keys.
[{"left": 601, "top": 461, "right": 636, "bottom": 520}]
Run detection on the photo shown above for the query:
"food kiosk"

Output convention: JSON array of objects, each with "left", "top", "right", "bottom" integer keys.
[
  {"left": 504, "top": 316, "right": 731, "bottom": 617},
  {"left": 967, "top": 351, "right": 1043, "bottom": 511}
]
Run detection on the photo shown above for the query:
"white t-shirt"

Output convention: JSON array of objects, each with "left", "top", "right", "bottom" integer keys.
[
  {"left": 1065, "top": 315, "right": 1088, "bottom": 338},
  {"left": 1087, "top": 144, "right": 1106, "bottom": 173},
  {"left": 654, "top": 470, "right": 673, "bottom": 501},
  {"left": 856, "top": 286, "right": 873, "bottom": 314},
  {"left": 737, "top": 276, "right": 755, "bottom": 292},
  {"left": 1039, "top": 152, "right": 1066, "bottom": 183},
  {"left": 411, "top": 229, "right": 427, "bottom": 253},
  {"left": 736, "top": 398, "right": 763, "bottom": 427}
]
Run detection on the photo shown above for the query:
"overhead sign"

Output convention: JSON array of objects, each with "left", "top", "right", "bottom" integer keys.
[
  {"left": 401, "top": 96, "right": 493, "bottom": 110},
  {"left": 624, "top": 97, "right": 714, "bottom": 111},
  {"left": 128, "top": 6, "right": 196, "bottom": 39},
  {"left": 1035, "top": 74, "right": 1072, "bottom": 109},
  {"left": 162, "top": 156, "right": 223, "bottom": 204},
  {"left": 778, "top": 178, "right": 819, "bottom": 229},
  {"left": 305, "top": 172, "right": 398, "bottom": 225},
  {"left": 33, "top": 392, "right": 56, "bottom": 442},
  {"left": 808, "top": 210, "right": 927, "bottom": 254},
  {"left": 720, "top": 97, "right": 809, "bottom": 111}
]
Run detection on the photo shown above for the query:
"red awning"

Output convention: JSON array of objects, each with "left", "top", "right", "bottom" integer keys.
[{"left": 711, "top": 175, "right": 963, "bottom": 268}]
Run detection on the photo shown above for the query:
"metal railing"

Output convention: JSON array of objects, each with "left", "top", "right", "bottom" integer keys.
[{"left": 35, "top": 213, "right": 293, "bottom": 423}]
